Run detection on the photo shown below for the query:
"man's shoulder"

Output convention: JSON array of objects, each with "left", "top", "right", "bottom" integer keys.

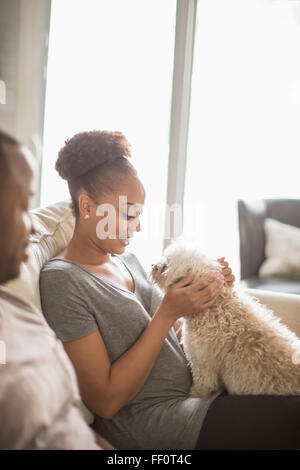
[
  {"left": 0, "top": 286, "right": 40, "bottom": 314},
  {"left": 0, "top": 286, "right": 52, "bottom": 330},
  {"left": 0, "top": 285, "right": 58, "bottom": 364}
]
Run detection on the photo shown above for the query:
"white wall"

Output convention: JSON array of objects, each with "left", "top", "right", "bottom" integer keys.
[{"left": 0, "top": 0, "right": 51, "bottom": 208}]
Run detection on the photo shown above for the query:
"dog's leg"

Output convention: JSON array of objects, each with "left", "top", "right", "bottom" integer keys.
[
  {"left": 182, "top": 333, "right": 221, "bottom": 397},
  {"left": 189, "top": 366, "right": 221, "bottom": 398},
  {"left": 182, "top": 323, "right": 223, "bottom": 397}
]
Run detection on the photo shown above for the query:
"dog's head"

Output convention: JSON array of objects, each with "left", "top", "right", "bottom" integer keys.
[{"left": 150, "top": 241, "right": 225, "bottom": 292}]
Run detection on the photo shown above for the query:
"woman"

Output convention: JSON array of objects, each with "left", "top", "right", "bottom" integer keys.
[{"left": 39, "top": 131, "right": 300, "bottom": 450}]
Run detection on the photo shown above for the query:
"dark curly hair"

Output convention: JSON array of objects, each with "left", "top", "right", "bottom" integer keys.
[{"left": 55, "top": 130, "right": 137, "bottom": 218}]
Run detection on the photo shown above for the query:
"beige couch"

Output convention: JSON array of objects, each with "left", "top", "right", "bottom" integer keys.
[{"left": 4, "top": 200, "right": 300, "bottom": 425}]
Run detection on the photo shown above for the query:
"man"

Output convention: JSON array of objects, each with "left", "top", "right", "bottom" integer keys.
[{"left": 0, "top": 130, "right": 111, "bottom": 449}]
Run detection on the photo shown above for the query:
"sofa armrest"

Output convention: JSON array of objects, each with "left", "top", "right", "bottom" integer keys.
[{"left": 246, "top": 288, "right": 300, "bottom": 338}]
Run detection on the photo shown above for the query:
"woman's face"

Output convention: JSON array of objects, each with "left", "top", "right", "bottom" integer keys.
[{"left": 81, "top": 175, "right": 145, "bottom": 255}]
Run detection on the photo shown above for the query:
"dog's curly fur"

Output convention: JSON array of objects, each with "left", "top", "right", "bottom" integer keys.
[{"left": 150, "top": 241, "right": 300, "bottom": 397}]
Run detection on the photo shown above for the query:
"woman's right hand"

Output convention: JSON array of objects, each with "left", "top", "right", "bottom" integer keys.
[{"left": 158, "top": 272, "right": 225, "bottom": 324}]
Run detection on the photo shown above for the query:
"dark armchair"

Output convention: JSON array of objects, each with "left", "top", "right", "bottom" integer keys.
[{"left": 238, "top": 199, "right": 300, "bottom": 295}]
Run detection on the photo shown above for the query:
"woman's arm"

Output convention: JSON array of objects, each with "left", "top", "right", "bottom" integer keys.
[
  {"left": 63, "top": 272, "right": 224, "bottom": 419},
  {"left": 64, "top": 306, "right": 175, "bottom": 419}
]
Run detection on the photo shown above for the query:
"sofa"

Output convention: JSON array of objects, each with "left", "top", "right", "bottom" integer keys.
[
  {"left": 238, "top": 199, "right": 300, "bottom": 294},
  {"left": 4, "top": 200, "right": 300, "bottom": 426}
]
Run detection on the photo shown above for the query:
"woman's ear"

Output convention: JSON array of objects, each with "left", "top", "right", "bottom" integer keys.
[{"left": 78, "top": 193, "right": 92, "bottom": 219}]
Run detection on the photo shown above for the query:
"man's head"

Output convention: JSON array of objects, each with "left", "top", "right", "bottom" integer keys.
[{"left": 0, "top": 130, "right": 36, "bottom": 284}]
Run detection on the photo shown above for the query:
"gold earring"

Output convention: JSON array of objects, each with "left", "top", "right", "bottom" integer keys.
[{"left": 84, "top": 214, "right": 90, "bottom": 220}]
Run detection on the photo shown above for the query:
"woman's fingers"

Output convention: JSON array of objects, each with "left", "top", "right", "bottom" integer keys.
[
  {"left": 200, "top": 292, "right": 221, "bottom": 309},
  {"left": 188, "top": 279, "right": 222, "bottom": 305},
  {"left": 163, "top": 272, "right": 224, "bottom": 320},
  {"left": 192, "top": 277, "right": 224, "bottom": 307},
  {"left": 175, "top": 273, "right": 195, "bottom": 287},
  {"left": 217, "top": 257, "right": 235, "bottom": 287},
  {"left": 223, "top": 269, "right": 235, "bottom": 286},
  {"left": 202, "top": 278, "right": 223, "bottom": 298},
  {"left": 189, "top": 273, "right": 223, "bottom": 292},
  {"left": 222, "top": 267, "right": 231, "bottom": 275}
]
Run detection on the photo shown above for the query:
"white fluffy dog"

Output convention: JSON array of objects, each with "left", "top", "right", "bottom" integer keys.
[{"left": 150, "top": 241, "right": 300, "bottom": 397}]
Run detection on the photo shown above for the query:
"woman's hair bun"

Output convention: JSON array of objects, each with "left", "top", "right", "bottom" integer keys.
[{"left": 55, "top": 130, "right": 131, "bottom": 180}]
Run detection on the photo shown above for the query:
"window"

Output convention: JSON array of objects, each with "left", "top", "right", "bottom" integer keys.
[
  {"left": 42, "top": 0, "right": 300, "bottom": 276},
  {"left": 184, "top": 0, "right": 300, "bottom": 279},
  {"left": 42, "top": 0, "right": 177, "bottom": 270}
]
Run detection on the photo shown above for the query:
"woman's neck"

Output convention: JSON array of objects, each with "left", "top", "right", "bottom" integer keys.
[{"left": 61, "top": 227, "right": 112, "bottom": 266}]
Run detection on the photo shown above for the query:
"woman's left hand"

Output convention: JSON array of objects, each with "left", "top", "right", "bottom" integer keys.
[{"left": 217, "top": 257, "right": 235, "bottom": 287}]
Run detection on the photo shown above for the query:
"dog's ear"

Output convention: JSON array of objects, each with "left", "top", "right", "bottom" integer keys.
[{"left": 161, "top": 264, "right": 169, "bottom": 276}]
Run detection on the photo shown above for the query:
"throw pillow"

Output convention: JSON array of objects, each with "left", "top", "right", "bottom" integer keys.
[{"left": 259, "top": 218, "right": 300, "bottom": 279}]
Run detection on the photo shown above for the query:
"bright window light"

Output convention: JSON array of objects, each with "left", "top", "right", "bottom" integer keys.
[
  {"left": 184, "top": 0, "right": 300, "bottom": 280},
  {"left": 41, "top": 0, "right": 176, "bottom": 271}
]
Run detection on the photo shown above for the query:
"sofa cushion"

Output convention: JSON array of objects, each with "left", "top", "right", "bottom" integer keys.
[
  {"left": 3, "top": 200, "right": 75, "bottom": 311},
  {"left": 246, "top": 288, "right": 300, "bottom": 339},
  {"left": 242, "top": 276, "right": 300, "bottom": 295}
]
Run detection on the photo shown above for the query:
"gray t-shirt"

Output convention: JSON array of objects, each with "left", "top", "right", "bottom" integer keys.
[{"left": 39, "top": 252, "right": 221, "bottom": 450}]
